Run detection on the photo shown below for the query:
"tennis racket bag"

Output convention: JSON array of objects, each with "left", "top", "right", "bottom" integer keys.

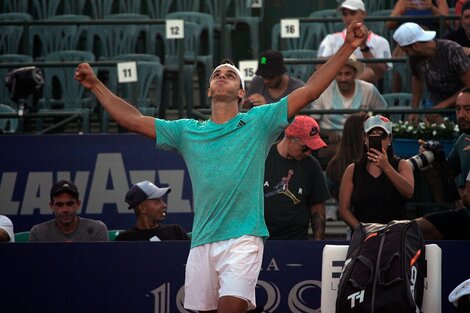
[{"left": 336, "top": 220, "right": 426, "bottom": 313}]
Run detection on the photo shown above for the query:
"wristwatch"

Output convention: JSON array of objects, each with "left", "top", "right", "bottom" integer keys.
[{"left": 360, "top": 46, "right": 370, "bottom": 53}]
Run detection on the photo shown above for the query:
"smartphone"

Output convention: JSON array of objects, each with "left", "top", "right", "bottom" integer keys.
[{"left": 369, "top": 135, "right": 382, "bottom": 153}]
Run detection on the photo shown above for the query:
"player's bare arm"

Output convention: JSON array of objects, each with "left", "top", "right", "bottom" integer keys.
[
  {"left": 74, "top": 63, "right": 156, "bottom": 139},
  {"left": 287, "top": 22, "right": 367, "bottom": 118}
]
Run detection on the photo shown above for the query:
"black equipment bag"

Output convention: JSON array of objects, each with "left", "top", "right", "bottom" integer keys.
[{"left": 336, "top": 220, "right": 426, "bottom": 313}]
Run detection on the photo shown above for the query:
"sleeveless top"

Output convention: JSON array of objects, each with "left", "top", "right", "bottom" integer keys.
[
  {"left": 404, "top": 0, "right": 440, "bottom": 32},
  {"left": 351, "top": 158, "right": 408, "bottom": 224}
]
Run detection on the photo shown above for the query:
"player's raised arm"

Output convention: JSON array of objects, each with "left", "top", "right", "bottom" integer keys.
[
  {"left": 287, "top": 22, "right": 368, "bottom": 118},
  {"left": 74, "top": 63, "right": 156, "bottom": 139}
]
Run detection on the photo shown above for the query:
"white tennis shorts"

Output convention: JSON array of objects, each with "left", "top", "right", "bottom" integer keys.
[{"left": 183, "top": 235, "right": 264, "bottom": 311}]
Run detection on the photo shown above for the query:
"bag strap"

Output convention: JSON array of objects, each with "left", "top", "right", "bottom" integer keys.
[{"left": 349, "top": 255, "right": 375, "bottom": 289}]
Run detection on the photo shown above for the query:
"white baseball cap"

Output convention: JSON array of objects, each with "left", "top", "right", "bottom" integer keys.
[
  {"left": 338, "top": 0, "right": 365, "bottom": 11},
  {"left": 393, "top": 22, "right": 436, "bottom": 47},
  {"left": 125, "top": 181, "right": 171, "bottom": 210},
  {"left": 364, "top": 115, "right": 392, "bottom": 135},
  {"left": 449, "top": 279, "right": 470, "bottom": 306}
]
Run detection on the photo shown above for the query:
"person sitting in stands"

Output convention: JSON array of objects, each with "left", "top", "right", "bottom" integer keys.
[
  {"left": 0, "top": 215, "right": 14, "bottom": 242},
  {"left": 116, "top": 181, "right": 189, "bottom": 241},
  {"left": 445, "top": 1, "right": 470, "bottom": 56},
  {"left": 325, "top": 113, "right": 367, "bottom": 202},
  {"left": 29, "top": 180, "right": 108, "bottom": 242},
  {"left": 317, "top": 0, "right": 392, "bottom": 84},
  {"left": 387, "top": 0, "right": 449, "bottom": 34},
  {"left": 243, "top": 50, "right": 305, "bottom": 108},
  {"left": 310, "top": 56, "right": 386, "bottom": 161},
  {"left": 393, "top": 22, "right": 470, "bottom": 123},
  {"left": 338, "top": 115, "right": 414, "bottom": 230}
]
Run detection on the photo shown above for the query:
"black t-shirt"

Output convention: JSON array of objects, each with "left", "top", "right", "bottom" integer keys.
[
  {"left": 263, "top": 145, "right": 330, "bottom": 240},
  {"left": 115, "top": 224, "right": 189, "bottom": 241},
  {"left": 444, "top": 27, "right": 470, "bottom": 51},
  {"left": 352, "top": 159, "right": 408, "bottom": 224}
]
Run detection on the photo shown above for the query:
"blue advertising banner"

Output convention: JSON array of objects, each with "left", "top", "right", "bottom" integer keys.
[
  {"left": 0, "top": 134, "right": 194, "bottom": 232},
  {"left": 1, "top": 241, "right": 469, "bottom": 313}
]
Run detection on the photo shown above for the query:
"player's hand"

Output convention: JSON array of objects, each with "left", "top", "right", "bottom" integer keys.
[
  {"left": 74, "top": 63, "right": 99, "bottom": 90},
  {"left": 345, "top": 22, "right": 368, "bottom": 49}
]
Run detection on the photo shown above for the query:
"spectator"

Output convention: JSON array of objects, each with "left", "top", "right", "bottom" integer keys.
[
  {"left": 311, "top": 55, "right": 387, "bottom": 161},
  {"left": 338, "top": 115, "right": 414, "bottom": 230},
  {"left": 387, "top": 0, "right": 449, "bottom": 33},
  {"left": 464, "top": 172, "right": 470, "bottom": 208},
  {"left": 325, "top": 113, "right": 367, "bottom": 201},
  {"left": 408, "top": 139, "right": 456, "bottom": 216},
  {"left": 387, "top": 0, "right": 449, "bottom": 92},
  {"left": 264, "top": 115, "right": 329, "bottom": 240},
  {"left": 456, "top": 0, "right": 468, "bottom": 16},
  {"left": 446, "top": 87, "right": 470, "bottom": 203},
  {"left": 444, "top": 1, "right": 470, "bottom": 56},
  {"left": 416, "top": 171, "right": 470, "bottom": 239},
  {"left": 116, "top": 181, "right": 189, "bottom": 241},
  {"left": 29, "top": 180, "right": 108, "bottom": 242},
  {"left": 317, "top": 0, "right": 393, "bottom": 84},
  {"left": 0, "top": 215, "right": 14, "bottom": 242},
  {"left": 415, "top": 87, "right": 470, "bottom": 239},
  {"left": 455, "top": 0, "right": 468, "bottom": 28},
  {"left": 393, "top": 22, "right": 470, "bottom": 123},
  {"left": 243, "top": 50, "right": 305, "bottom": 108},
  {"left": 74, "top": 22, "right": 367, "bottom": 313}
]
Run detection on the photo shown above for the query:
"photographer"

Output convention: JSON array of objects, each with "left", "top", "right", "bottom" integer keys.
[
  {"left": 416, "top": 88, "right": 470, "bottom": 239},
  {"left": 407, "top": 140, "right": 456, "bottom": 215}
]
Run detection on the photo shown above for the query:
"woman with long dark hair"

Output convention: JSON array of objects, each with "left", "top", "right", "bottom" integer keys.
[
  {"left": 325, "top": 113, "right": 366, "bottom": 200},
  {"left": 338, "top": 115, "right": 414, "bottom": 229}
]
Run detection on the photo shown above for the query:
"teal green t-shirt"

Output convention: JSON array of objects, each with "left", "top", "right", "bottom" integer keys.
[{"left": 156, "top": 98, "right": 289, "bottom": 248}]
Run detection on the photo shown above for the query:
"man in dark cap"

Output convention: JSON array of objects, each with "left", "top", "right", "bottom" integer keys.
[
  {"left": 29, "top": 180, "right": 108, "bottom": 242},
  {"left": 243, "top": 50, "right": 306, "bottom": 108},
  {"left": 116, "top": 181, "right": 189, "bottom": 241}
]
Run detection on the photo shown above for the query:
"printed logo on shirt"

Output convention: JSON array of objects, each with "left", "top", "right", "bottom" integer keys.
[
  {"left": 237, "top": 120, "right": 246, "bottom": 128},
  {"left": 264, "top": 169, "right": 300, "bottom": 204}
]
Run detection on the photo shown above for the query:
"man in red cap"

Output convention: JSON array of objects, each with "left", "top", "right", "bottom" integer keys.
[{"left": 263, "top": 115, "right": 330, "bottom": 240}]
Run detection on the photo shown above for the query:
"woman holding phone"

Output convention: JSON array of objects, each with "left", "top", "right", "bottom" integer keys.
[{"left": 338, "top": 115, "right": 415, "bottom": 230}]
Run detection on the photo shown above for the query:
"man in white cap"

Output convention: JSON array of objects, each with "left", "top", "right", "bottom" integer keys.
[
  {"left": 264, "top": 115, "right": 330, "bottom": 240},
  {"left": 317, "top": 0, "right": 392, "bottom": 84},
  {"left": 311, "top": 55, "right": 387, "bottom": 133},
  {"left": 310, "top": 55, "right": 387, "bottom": 160},
  {"left": 116, "top": 181, "right": 189, "bottom": 241},
  {"left": 0, "top": 215, "right": 14, "bottom": 242},
  {"left": 393, "top": 22, "right": 470, "bottom": 122},
  {"left": 74, "top": 21, "right": 368, "bottom": 313}
]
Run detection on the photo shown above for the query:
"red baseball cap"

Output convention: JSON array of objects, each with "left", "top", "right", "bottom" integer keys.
[{"left": 285, "top": 115, "right": 327, "bottom": 150}]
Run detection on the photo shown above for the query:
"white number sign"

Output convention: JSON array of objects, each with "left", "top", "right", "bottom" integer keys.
[
  {"left": 280, "top": 19, "right": 300, "bottom": 38},
  {"left": 166, "top": 19, "right": 184, "bottom": 39},
  {"left": 238, "top": 60, "right": 258, "bottom": 82},
  {"left": 117, "top": 62, "right": 138, "bottom": 83}
]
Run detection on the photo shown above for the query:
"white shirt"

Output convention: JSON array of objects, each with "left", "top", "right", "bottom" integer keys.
[
  {"left": 317, "top": 29, "right": 393, "bottom": 69},
  {"left": 0, "top": 215, "right": 15, "bottom": 242},
  {"left": 311, "top": 79, "right": 387, "bottom": 131}
]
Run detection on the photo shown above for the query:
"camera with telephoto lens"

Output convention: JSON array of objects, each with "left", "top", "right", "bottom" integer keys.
[{"left": 407, "top": 140, "right": 445, "bottom": 171}]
